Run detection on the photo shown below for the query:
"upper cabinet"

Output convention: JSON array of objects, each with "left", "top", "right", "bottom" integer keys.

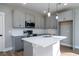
[
  {"left": 25, "top": 14, "right": 35, "bottom": 23},
  {"left": 57, "top": 13, "right": 63, "bottom": 21},
  {"left": 12, "top": 10, "right": 44, "bottom": 29},
  {"left": 46, "top": 15, "right": 57, "bottom": 29},
  {"left": 34, "top": 15, "right": 44, "bottom": 29},
  {"left": 58, "top": 10, "right": 73, "bottom": 22},
  {"left": 13, "top": 10, "right": 25, "bottom": 28}
]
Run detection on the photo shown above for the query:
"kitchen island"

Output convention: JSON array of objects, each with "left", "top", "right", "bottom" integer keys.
[{"left": 22, "top": 35, "right": 66, "bottom": 56}]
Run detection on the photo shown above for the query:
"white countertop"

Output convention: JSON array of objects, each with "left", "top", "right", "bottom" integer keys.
[{"left": 22, "top": 35, "right": 67, "bottom": 47}]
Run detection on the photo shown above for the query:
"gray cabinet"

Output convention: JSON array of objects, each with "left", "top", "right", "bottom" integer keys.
[
  {"left": 62, "top": 10, "right": 73, "bottom": 21},
  {"left": 12, "top": 36, "right": 24, "bottom": 51},
  {"left": 46, "top": 15, "right": 57, "bottom": 29},
  {"left": 58, "top": 10, "right": 73, "bottom": 22},
  {"left": 13, "top": 10, "right": 25, "bottom": 28},
  {"left": 34, "top": 16, "right": 44, "bottom": 29},
  {"left": 25, "top": 14, "right": 35, "bottom": 23},
  {"left": 57, "top": 13, "right": 63, "bottom": 21},
  {"left": 25, "top": 14, "right": 44, "bottom": 29},
  {"left": 12, "top": 10, "right": 44, "bottom": 29},
  {"left": 24, "top": 41, "right": 33, "bottom": 56}
]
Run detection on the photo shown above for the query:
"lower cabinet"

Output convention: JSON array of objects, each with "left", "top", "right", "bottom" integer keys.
[
  {"left": 12, "top": 36, "right": 24, "bottom": 51},
  {"left": 24, "top": 41, "right": 33, "bottom": 56}
]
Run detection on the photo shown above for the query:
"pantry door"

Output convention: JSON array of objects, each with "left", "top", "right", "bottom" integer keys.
[{"left": 59, "top": 21, "right": 73, "bottom": 47}]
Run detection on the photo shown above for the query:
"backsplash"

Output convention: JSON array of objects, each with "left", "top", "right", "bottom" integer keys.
[{"left": 11, "top": 29, "right": 57, "bottom": 36}]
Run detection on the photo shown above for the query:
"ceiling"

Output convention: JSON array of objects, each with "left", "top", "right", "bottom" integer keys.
[{"left": 4, "top": 3, "right": 79, "bottom": 15}]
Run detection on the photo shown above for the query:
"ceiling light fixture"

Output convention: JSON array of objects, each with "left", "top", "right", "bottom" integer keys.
[
  {"left": 64, "top": 3, "right": 68, "bottom": 5},
  {"left": 56, "top": 3, "right": 59, "bottom": 19},
  {"left": 47, "top": 3, "right": 51, "bottom": 17},
  {"left": 23, "top": 3, "right": 27, "bottom": 4}
]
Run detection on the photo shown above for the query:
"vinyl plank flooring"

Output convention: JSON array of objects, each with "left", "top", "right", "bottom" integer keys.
[{"left": 0, "top": 46, "right": 79, "bottom": 56}]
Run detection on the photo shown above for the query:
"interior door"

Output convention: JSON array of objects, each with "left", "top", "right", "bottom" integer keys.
[
  {"left": 0, "top": 12, "right": 5, "bottom": 50},
  {"left": 59, "top": 21, "right": 73, "bottom": 47}
]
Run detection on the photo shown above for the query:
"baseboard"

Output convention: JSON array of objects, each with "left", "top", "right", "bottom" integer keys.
[
  {"left": 60, "top": 43, "right": 72, "bottom": 47},
  {"left": 0, "top": 47, "right": 13, "bottom": 52},
  {"left": 61, "top": 43, "right": 79, "bottom": 50}
]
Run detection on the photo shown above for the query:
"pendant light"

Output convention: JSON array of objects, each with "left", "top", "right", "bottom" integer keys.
[
  {"left": 56, "top": 15, "right": 59, "bottom": 19},
  {"left": 56, "top": 3, "right": 59, "bottom": 19},
  {"left": 47, "top": 3, "right": 51, "bottom": 17}
]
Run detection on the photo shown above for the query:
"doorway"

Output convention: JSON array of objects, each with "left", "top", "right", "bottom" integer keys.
[
  {"left": 59, "top": 21, "right": 73, "bottom": 48},
  {"left": 0, "top": 12, "right": 5, "bottom": 51}
]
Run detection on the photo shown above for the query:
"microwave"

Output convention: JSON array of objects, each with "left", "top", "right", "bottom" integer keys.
[{"left": 25, "top": 21, "right": 35, "bottom": 28}]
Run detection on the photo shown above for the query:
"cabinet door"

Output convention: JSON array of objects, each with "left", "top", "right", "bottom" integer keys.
[
  {"left": 24, "top": 41, "right": 33, "bottom": 56},
  {"left": 46, "top": 17, "right": 51, "bottom": 29},
  {"left": 58, "top": 13, "right": 63, "bottom": 21},
  {"left": 46, "top": 16, "right": 57, "bottom": 29},
  {"left": 62, "top": 10, "right": 73, "bottom": 21},
  {"left": 38, "top": 17, "right": 44, "bottom": 29},
  {"left": 35, "top": 16, "right": 39, "bottom": 28},
  {"left": 13, "top": 10, "right": 25, "bottom": 28},
  {"left": 25, "top": 14, "right": 35, "bottom": 23},
  {"left": 30, "top": 15, "right": 35, "bottom": 23},
  {"left": 58, "top": 10, "right": 73, "bottom": 22},
  {"left": 35, "top": 16, "right": 44, "bottom": 29},
  {"left": 25, "top": 14, "right": 31, "bottom": 23},
  {"left": 12, "top": 36, "right": 23, "bottom": 51}
]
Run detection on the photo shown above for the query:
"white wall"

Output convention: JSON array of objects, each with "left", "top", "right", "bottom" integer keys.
[{"left": 0, "top": 4, "right": 45, "bottom": 51}]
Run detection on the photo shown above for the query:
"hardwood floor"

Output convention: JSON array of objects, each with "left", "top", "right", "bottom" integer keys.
[
  {"left": 60, "top": 45, "right": 79, "bottom": 56},
  {"left": 0, "top": 46, "right": 79, "bottom": 56}
]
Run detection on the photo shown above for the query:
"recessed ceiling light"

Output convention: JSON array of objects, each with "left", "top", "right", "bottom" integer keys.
[
  {"left": 64, "top": 3, "right": 68, "bottom": 5},
  {"left": 44, "top": 10, "right": 46, "bottom": 13},
  {"left": 23, "top": 3, "right": 27, "bottom": 4}
]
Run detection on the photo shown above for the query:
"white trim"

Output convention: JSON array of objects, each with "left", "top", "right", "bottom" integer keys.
[
  {"left": 61, "top": 43, "right": 79, "bottom": 50},
  {"left": 0, "top": 47, "right": 13, "bottom": 52},
  {"left": 0, "top": 12, "right": 5, "bottom": 50},
  {"left": 60, "top": 43, "right": 72, "bottom": 47}
]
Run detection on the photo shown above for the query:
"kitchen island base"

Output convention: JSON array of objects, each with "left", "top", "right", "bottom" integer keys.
[{"left": 24, "top": 41, "right": 60, "bottom": 56}]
